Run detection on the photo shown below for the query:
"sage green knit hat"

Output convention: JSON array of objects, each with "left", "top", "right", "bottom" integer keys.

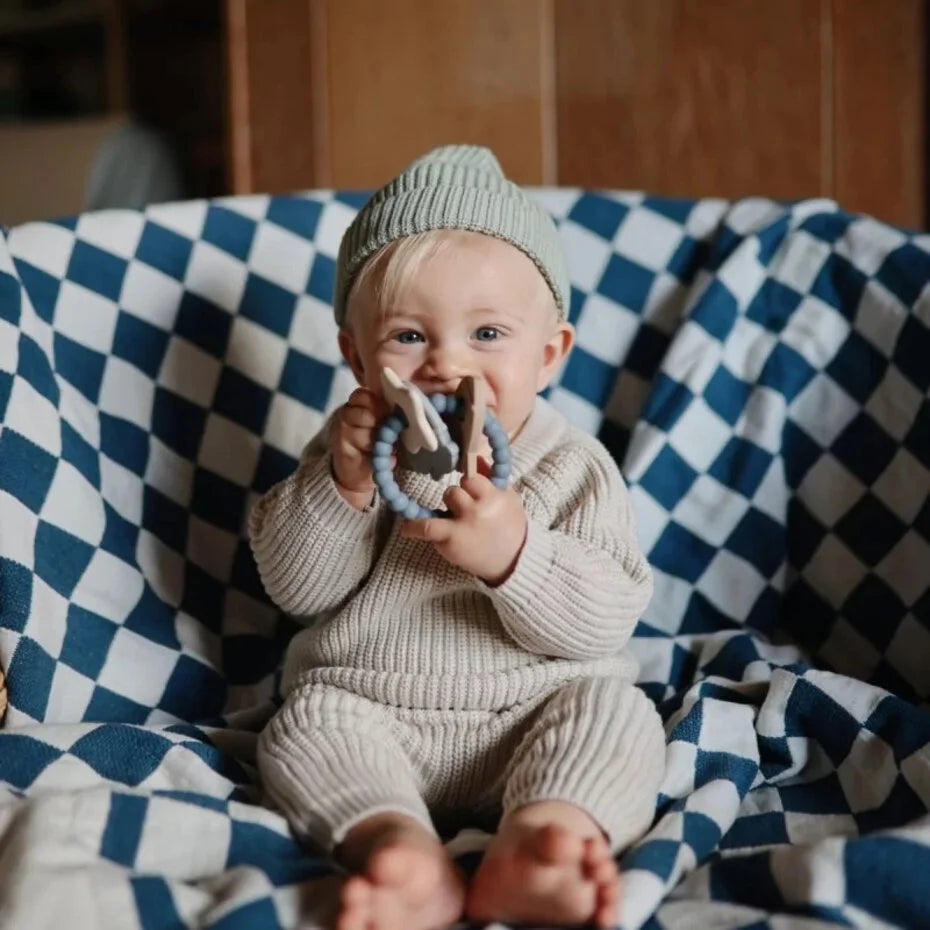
[{"left": 333, "top": 144, "right": 570, "bottom": 325}]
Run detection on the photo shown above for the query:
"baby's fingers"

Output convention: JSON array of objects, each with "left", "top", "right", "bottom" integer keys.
[
  {"left": 401, "top": 518, "right": 454, "bottom": 544},
  {"left": 347, "top": 387, "right": 390, "bottom": 419},
  {"left": 337, "top": 426, "right": 375, "bottom": 455},
  {"left": 442, "top": 485, "right": 474, "bottom": 517},
  {"left": 459, "top": 472, "right": 495, "bottom": 501},
  {"left": 342, "top": 403, "right": 378, "bottom": 430}
]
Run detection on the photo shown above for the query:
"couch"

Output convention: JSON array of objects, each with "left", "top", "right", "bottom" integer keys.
[{"left": 1, "top": 188, "right": 928, "bottom": 929}]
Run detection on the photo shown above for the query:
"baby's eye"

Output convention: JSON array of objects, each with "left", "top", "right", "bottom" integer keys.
[
  {"left": 474, "top": 327, "right": 501, "bottom": 342},
  {"left": 394, "top": 331, "right": 424, "bottom": 345}
]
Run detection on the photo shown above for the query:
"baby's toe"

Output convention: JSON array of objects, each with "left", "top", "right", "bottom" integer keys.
[
  {"left": 594, "top": 863, "right": 621, "bottom": 927},
  {"left": 593, "top": 857, "right": 618, "bottom": 885},
  {"left": 341, "top": 876, "right": 372, "bottom": 906},
  {"left": 533, "top": 823, "right": 584, "bottom": 864},
  {"left": 337, "top": 877, "right": 372, "bottom": 930},
  {"left": 582, "top": 836, "right": 614, "bottom": 879},
  {"left": 583, "top": 833, "right": 611, "bottom": 862},
  {"left": 368, "top": 844, "right": 409, "bottom": 886},
  {"left": 594, "top": 897, "right": 619, "bottom": 929}
]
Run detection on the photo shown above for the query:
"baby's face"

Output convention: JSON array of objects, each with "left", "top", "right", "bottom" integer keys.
[{"left": 340, "top": 234, "right": 574, "bottom": 439}]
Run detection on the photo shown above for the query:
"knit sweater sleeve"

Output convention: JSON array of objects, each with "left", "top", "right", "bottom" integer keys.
[
  {"left": 248, "top": 423, "right": 383, "bottom": 618},
  {"left": 481, "top": 438, "right": 653, "bottom": 660}
]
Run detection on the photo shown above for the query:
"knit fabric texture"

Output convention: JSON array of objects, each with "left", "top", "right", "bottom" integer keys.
[
  {"left": 249, "top": 395, "right": 663, "bottom": 850},
  {"left": 332, "top": 145, "right": 571, "bottom": 325},
  {"left": 249, "top": 397, "right": 653, "bottom": 711},
  {"left": 259, "top": 676, "right": 666, "bottom": 853}
]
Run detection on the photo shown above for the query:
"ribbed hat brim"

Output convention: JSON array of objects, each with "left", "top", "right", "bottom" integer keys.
[{"left": 333, "top": 146, "right": 570, "bottom": 325}]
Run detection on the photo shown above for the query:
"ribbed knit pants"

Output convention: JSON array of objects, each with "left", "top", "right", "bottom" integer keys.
[{"left": 258, "top": 676, "right": 666, "bottom": 855}]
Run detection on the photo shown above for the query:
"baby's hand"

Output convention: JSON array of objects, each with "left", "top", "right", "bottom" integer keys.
[
  {"left": 330, "top": 388, "right": 392, "bottom": 509},
  {"left": 401, "top": 458, "right": 527, "bottom": 586}
]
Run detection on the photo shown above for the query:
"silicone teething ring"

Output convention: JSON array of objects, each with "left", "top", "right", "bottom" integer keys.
[{"left": 372, "top": 393, "right": 511, "bottom": 519}]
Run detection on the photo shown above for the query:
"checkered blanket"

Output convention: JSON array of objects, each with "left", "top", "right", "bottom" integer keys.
[{"left": 1, "top": 190, "right": 928, "bottom": 930}]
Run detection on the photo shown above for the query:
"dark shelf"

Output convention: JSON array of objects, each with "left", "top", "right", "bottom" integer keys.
[
  {"left": 0, "top": 0, "right": 227, "bottom": 199},
  {"left": 0, "top": 1, "right": 103, "bottom": 40}
]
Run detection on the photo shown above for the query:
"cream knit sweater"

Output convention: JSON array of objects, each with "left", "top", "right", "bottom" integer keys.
[{"left": 249, "top": 396, "right": 653, "bottom": 712}]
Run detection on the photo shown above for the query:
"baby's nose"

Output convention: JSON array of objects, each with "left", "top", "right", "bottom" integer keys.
[{"left": 422, "top": 344, "right": 469, "bottom": 382}]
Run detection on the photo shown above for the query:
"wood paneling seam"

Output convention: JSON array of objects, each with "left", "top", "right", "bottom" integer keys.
[
  {"left": 821, "top": 0, "right": 835, "bottom": 198},
  {"left": 309, "top": 0, "right": 331, "bottom": 187},
  {"left": 539, "top": 0, "right": 557, "bottom": 184},
  {"left": 226, "top": 0, "right": 252, "bottom": 192}
]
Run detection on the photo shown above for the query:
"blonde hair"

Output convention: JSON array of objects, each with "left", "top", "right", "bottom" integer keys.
[{"left": 344, "top": 229, "right": 555, "bottom": 328}]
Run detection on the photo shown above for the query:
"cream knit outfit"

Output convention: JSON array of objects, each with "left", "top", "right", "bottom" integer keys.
[{"left": 250, "top": 397, "right": 666, "bottom": 853}]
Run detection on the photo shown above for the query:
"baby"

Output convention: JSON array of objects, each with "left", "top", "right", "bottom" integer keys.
[{"left": 249, "top": 145, "right": 666, "bottom": 930}]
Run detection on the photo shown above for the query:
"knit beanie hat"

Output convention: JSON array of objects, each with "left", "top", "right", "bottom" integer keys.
[{"left": 333, "top": 144, "right": 570, "bottom": 326}]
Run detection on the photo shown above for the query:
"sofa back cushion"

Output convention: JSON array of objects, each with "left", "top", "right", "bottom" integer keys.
[{"left": 0, "top": 191, "right": 927, "bottom": 726}]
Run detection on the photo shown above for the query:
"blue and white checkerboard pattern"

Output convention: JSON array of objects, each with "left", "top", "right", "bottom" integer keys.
[{"left": 1, "top": 189, "right": 928, "bottom": 929}]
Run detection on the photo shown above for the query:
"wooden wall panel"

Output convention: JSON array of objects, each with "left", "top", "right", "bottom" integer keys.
[
  {"left": 833, "top": 0, "right": 925, "bottom": 228},
  {"left": 225, "top": 0, "right": 927, "bottom": 228},
  {"left": 554, "top": 0, "right": 826, "bottom": 201},
  {"left": 226, "top": 0, "right": 318, "bottom": 194},
  {"left": 322, "top": 0, "right": 551, "bottom": 186}
]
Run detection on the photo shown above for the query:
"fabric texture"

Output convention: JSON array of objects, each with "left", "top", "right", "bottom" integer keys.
[
  {"left": 333, "top": 145, "right": 571, "bottom": 324},
  {"left": 249, "top": 396, "right": 651, "bottom": 711},
  {"left": 259, "top": 676, "right": 664, "bottom": 854},
  {"left": 0, "top": 190, "right": 929, "bottom": 929}
]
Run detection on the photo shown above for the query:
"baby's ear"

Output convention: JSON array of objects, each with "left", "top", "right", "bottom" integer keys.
[
  {"left": 338, "top": 328, "right": 366, "bottom": 384},
  {"left": 538, "top": 321, "right": 575, "bottom": 390}
]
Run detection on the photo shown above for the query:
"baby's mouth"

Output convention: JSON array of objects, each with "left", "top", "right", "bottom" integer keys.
[{"left": 416, "top": 382, "right": 495, "bottom": 408}]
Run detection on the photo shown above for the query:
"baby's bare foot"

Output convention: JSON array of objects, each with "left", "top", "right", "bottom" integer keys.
[
  {"left": 466, "top": 823, "right": 620, "bottom": 928},
  {"left": 336, "top": 827, "right": 466, "bottom": 930}
]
